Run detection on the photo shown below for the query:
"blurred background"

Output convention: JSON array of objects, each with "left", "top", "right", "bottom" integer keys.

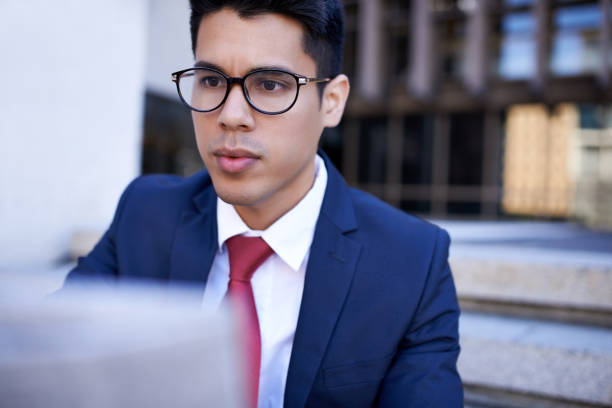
[{"left": 1, "top": 0, "right": 611, "bottom": 407}]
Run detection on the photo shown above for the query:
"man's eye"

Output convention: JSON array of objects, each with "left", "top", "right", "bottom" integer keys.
[
  {"left": 260, "top": 80, "right": 285, "bottom": 92},
  {"left": 200, "top": 76, "right": 222, "bottom": 88}
]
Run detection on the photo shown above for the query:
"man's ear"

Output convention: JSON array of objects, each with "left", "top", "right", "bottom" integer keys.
[{"left": 321, "top": 74, "right": 350, "bottom": 128}]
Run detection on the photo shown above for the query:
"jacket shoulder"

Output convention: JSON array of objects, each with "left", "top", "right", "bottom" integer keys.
[
  {"left": 127, "top": 170, "right": 211, "bottom": 199},
  {"left": 120, "top": 170, "right": 213, "bottom": 211},
  {"left": 109, "top": 170, "right": 215, "bottom": 234},
  {"left": 347, "top": 186, "right": 448, "bottom": 245}
]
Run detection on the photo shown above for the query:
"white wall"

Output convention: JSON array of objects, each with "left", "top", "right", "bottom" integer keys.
[
  {"left": 0, "top": 0, "right": 148, "bottom": 270},
  {"left": 146, "top": 0, "right": 193, "bottom": 100}
]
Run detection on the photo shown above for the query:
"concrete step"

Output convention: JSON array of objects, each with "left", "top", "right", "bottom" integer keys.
[
  {"left": 458, "top": 312, "right": 612, "bottom": 407},
  {"left": 435, "top": 221, "right": 612, "bottom": 327}
]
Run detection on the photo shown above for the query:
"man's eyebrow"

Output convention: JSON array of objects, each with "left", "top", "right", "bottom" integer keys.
[
  {"left": 253, "top": 64, "right": 294, "bottom": 72},
  {"left": 194, "top": 60, "right": 296, "bottom": 75},
  {"left": 194, "top": 60, "right": 225, "bottom": 71}
]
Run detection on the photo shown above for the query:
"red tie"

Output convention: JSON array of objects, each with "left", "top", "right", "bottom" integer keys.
[{"left": 225, "top": 235, "right": 273, "bottom": 408}]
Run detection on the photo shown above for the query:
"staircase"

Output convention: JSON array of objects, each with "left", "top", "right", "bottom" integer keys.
[{"left": 438, "top": 221, "right": 612, "bottom": 408}]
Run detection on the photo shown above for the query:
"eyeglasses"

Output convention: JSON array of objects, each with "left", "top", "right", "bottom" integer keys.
[{"left": 171, "top": 67, "right": 330, "bottom": 115}]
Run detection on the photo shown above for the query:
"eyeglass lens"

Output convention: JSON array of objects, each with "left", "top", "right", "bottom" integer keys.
[{"left": 177, "top": 69, "right": 299, "bottom": 113}]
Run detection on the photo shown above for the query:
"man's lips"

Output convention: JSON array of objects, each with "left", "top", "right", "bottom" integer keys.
[{"left": 213, "top": 148, "right": 260, "bottom": 174}]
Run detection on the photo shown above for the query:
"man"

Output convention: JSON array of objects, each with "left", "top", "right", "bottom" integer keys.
[{"left": 64, "top": 0, "right": 463, "bottom": 406}]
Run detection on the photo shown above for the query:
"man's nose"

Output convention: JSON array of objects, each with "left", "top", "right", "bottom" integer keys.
[{"left": 217, "top": 84, "right": 255, "bottom": 131}]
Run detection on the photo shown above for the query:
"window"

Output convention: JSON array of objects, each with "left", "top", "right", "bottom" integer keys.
[
  {"left": 498, "top": 11, "right": 536, "bottom": 79},
  {"left": 551, "top": 2, "right": 602, "bottom": 76}
]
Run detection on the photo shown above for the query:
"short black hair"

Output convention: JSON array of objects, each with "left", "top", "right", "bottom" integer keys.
[{"left": 189, "top": 0, "right": 344, "bottom": 79}]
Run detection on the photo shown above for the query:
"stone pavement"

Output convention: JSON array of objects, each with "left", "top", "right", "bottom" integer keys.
[
  {"left": 438, "top": 220, "right": 612, "bottom": 253},
  {"left": 434, "top": 220, "right": 612, "bottom": 407},
  {"left": 459, "top": 313, "right": 612, "bottom": 407}
]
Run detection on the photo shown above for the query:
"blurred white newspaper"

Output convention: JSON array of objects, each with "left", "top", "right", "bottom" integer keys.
[{"left": 0, "top": 271, "right": 246, "bottom": 408}]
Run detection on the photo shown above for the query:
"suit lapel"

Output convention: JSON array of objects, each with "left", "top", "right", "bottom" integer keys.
[
  {"left": 165, "top": 156, "right": 362, "bottom": 405},
  {"left": 168, "top": 179, "right": 218, "bottom": 297},
  {"left": 284, "top": 154, "right": 362, "bottom": 407}
]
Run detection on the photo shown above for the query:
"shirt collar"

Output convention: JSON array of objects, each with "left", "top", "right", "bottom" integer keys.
[{"left": 216, "top": 154, "right": 328, "bottom": 271}]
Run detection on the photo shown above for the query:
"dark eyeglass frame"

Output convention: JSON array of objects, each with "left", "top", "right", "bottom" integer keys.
[{"left": 171, "top": 67, "right": 331, "bottom": 115}]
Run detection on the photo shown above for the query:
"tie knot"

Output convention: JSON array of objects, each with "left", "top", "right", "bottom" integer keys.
[{"left": 226, "top": 235, "right": 274, "bottom": 282}]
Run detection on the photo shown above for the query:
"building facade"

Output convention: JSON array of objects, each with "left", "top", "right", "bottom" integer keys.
[{"left": 142, "top": 0, "right": 612, "bottom": 226}]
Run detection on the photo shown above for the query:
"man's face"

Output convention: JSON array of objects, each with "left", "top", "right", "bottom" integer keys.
[{"left": 192, "top": 9, "right": 328, "bottom": 227}]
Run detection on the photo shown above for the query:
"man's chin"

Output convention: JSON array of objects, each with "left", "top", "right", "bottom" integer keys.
[
  {"left": 214, "top": 187, "right": 259, "bottom": 207},
  {"left": 209, "top": 172, "right": 255, "bottom": 204}
]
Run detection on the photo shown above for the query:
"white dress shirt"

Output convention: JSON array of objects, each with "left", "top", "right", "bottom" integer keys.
[{"left": 202, "top": 155, "right": 327, "bottom": 408}]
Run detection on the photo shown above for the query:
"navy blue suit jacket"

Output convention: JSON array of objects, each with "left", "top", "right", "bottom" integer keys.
[{"left": 64, "top": 153, "right": 462, "bottom": 407}]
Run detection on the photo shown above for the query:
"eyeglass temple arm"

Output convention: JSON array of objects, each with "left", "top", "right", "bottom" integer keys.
[
  {"left": 171, "top": 71, "right": 196, "bottom": 83},
  {"left": 298, "top": 77, "right": 331, "bottom": 85}
]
